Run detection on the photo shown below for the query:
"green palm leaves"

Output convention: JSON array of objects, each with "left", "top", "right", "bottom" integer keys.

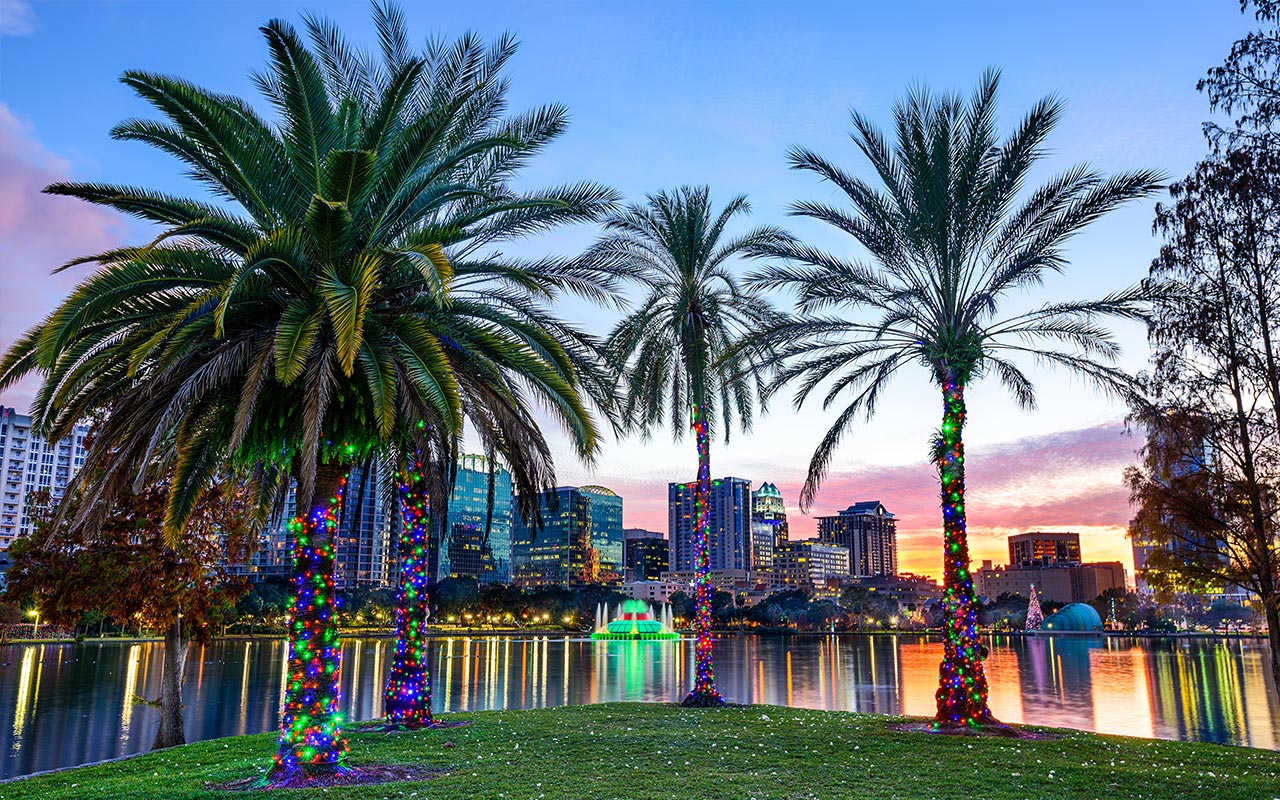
[
  {"left": 750, "top": 69, "right": 1164, "bottom": 506},
  {"left": 0, "top": 6, "right": 616, "bottom": 543},
  {"left": 592, "top": 187, "right": 788, "bottom": 440}
]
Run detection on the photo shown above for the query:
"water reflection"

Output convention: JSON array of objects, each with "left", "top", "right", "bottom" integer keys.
[{"left": 0, "top": 634, "right": 1274, "bottom": 779}]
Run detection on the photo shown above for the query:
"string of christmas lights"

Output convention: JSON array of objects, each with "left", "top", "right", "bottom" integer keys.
[
  {"left": 933, "top": 381, "right": 992, "bottom": 726},
  {"left": 384, "top": 460, "right": 435, "bottom": 728},
  {"left": 272, "top": 476, "right": 349, "bottom": 778},
  {"left": 1025, "top": 585, "right": 1044, "bottom": 631},
  {"left": 683, "top": 404, "right": 724, "bottom": 707}
]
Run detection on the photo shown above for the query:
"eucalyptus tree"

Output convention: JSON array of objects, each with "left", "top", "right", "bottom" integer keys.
[
  {"left": 589, "top": 186, "right": 787, "bottom": 706},
  {"left": 748, "top": 71, "right": 1162, "bottom": 727},
  {"left": 0, "top": 5, "right": 613, "bottom": 782}
]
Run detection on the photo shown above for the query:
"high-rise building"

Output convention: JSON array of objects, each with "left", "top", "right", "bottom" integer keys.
[
  {"left": 0, "top": 406, "right": 89, "bottom": 548},
  {"left": 231, "top": 462, "right": 394, "bottom": 587},
  {"left": 1129, "top": 424, "right": 1230, "bottom": 595},
  {"left": 816, "top": 501, "right": 897, "bottom": 577},
  {"left": 441, "top": 455, "right": 514, "bottom": 584},
  {"left": 1009, "top": 531, "right": 1081, "bottom": 566},
  {"left": 580, "top": 485, "right": 623, "bottom": 581},
  {"left": 512, "top": 486, "right": 622, "bottom": 587},
  {"left": 622, "top": 529, "right": 669, "bottom": 582},
  {"left": 668, "top": 476, "right": 752, "bottom": 572},
  {"left": 975, "top": 559, "right": 1127, "bottom": 604},
  {"left": 773, "top": 539, "right": 850, "bottom": 589},
  {"left": 750, "top": 482, "right": 789, "bottom": 571},
  {"left": 333, "top": 464, "right": 394, "bottom": 586}
]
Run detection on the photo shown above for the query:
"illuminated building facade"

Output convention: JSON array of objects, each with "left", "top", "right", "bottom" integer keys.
[
  {"left": 0, "top": 406, "right": 89, "bottom": 549},
  {"left": 1009, "top": 531, "right": 1082, "bottom": 566},
  {"left": 512, "top": 485, "right": 623, "bottom": 587},
  {"left": 816, "top": 500, "right": 897, "bottom": 577},
  {"left": 442, "top": 455, "right": 514, "bottom": 584},
  {"left": 669, "top": 476, "right": 752, "bottom": 572},
  {"left": 750, "top": 482, "right": 789, "bottom": 571}
]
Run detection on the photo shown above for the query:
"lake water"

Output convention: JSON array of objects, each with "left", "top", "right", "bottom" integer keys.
[{"left": 0, "top": 633, "right": 1276, "bottom": 779}]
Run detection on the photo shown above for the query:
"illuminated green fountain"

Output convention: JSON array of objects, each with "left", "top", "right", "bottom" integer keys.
[{"left": 592, "top": 599, "right": 680, "bottom": 640}]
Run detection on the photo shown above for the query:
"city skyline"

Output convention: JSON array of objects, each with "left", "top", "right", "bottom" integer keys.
[
  {"left": 0, "top": 1, "right": 1272, "bottom": 792},
  {"left": 0, "top": 2, "right": 1228, "bottom": 580}
]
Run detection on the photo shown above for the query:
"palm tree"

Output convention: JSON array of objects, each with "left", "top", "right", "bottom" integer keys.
[
  {"left": 291, "top": 13, "right": 622, "bottom": 730},
  {"left": 748, "top": 70, "right": 1162, "bottom": 727},
  {"left": 590, "top": 186, "right": 788, "bottom": 706},
  {"left": 0, "top": 4, "right": 613, "bottom": 781}
]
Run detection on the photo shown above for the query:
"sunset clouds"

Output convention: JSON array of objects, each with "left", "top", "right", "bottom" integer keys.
[
  {"left": 622, "top": 421, "right": 1140, "bottom": 580},
  {"left": 0, "top": 103, "right": 126, "bottom": 412}
]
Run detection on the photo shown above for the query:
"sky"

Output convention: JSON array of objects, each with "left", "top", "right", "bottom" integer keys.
[{"left": 0, "top": 0, "right": 1254, "bottom": 580}]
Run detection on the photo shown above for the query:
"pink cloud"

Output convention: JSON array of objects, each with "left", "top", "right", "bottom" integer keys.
[
  {"left": 0, "top": 103, "right": 128, "bottom": 413},
  {"left": 623, "top": 421, "right": 1141, "bottom": 580}
]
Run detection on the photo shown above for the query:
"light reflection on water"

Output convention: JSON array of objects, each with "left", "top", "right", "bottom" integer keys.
[{"left": 0, "top": 634, "right": 1274, "bottom": 778}]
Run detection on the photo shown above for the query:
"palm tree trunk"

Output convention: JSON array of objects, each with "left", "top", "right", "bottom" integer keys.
[
  {"left": 383, "top": 463, "right": 435, "bottom": 728},
  {"left": 270, "top": 463, "right": 350, "bottom": 781},
  {"left": 934, "top": 380, "right": 996, "bottom": 726},
  {"left": 682, "top": 402, "right": 724, "bottom": 707},
  {"left": 151, "top": 615, "right": 188, "bottom": 750}
]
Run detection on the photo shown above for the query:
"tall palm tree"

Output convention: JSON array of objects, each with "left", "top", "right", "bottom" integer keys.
[
  {"left": 0, "top": 4, "right": 613, "bottom": 781},
  {"left": 748, "top": 70, "right": 1162, "bottom": 727},
  {"left": 590, "top": 186, "right": 788, "bottom": 706},
  {"left": 293, "top": 11, "right": 623, "bottom": 730}
]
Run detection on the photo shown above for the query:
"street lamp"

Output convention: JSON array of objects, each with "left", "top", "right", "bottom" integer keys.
[{"left": 27, "top": 608, "right": 39, "bottom": 640}]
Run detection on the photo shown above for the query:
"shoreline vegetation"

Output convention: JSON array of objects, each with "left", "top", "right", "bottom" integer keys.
[
  {"left": 2, "top": 628, "right": 1272, "bottom": 646},
  {"left": 2, "top": 703, "right": 1276, "bottom": 800}
]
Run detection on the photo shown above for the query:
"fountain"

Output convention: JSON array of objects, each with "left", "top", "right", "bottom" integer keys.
[{"left": 592, "top": 599, "right": 680, "bottom": 640}]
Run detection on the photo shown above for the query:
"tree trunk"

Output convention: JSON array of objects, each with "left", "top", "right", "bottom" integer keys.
[
  {"left": 1265, "top": 601, "right": 1280, "bottom": 694},
  {"left": 682, "top": 402, "right": 724, "bottom": 707},
  {"left": 152, "top": 616, "right": 188, "bottom": 750},
  {"left": 384, "top": 462, "right": 436, "bottom": 728},
  {"left": 933, "top": 380, "right": 997, "bottom": 726},
  {"left": 270, "top": 463, "right": 350, "bottom": 781}
]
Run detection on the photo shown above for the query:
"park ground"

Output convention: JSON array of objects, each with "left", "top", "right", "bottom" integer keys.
[{"left": 1, "top": 703, "right": 1277, "bottom": 799}]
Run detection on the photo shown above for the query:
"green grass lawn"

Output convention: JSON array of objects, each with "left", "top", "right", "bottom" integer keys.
[{"left": 3, "top": 703, "right": 1277, "bottom": 800}]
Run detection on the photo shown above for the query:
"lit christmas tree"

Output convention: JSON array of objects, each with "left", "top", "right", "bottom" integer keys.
[{"left": 1025, "top": 585, "right": 1044, "bottom": 631}]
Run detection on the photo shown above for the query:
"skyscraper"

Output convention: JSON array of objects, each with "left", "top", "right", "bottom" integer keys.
[
  {"left": 580, "top": 485, "right": 623, "bottom": 581},
  {"left": 622, "top": 528, "right": 669, "bottom": 582},
  {"left": 512, "top": 485, "right": 623, "bottom": 587},
  {"left": 333, "top": 463, "right": 394, "bottom": 586},
  {"left": 774, "top": 539, "right": 850, "bottom": 589},
  {"left": 0, "top": 406, "right": 89, "bottom": 549},
  {"left": 816, "top": 500, "right": 898, "bottom": 577},
  {"left": 1008, "top": 531, "right": 1082, "bottom": 567},
  {"left": 232, "top": 461, "right": 394, "bottom": 587},
  {"left": 750, "top": 482, "right": 789, "bottom": 570},
  {"left": 441, "top": 455, "right": 514, "bottom": 584},
  {"left": 668, "top": 476, "right": 752, "bottom": 572}
]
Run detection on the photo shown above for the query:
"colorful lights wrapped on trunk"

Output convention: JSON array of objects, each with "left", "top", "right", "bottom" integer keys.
[
  {"left": 682, "top": 403, "right": 724, "bottom": 707},
  {"left": 384, "top": 461, "right": 435, "bottom": 728},
  {"left": 933, "top": 380, "right": 994, "bottom": 726},
  {"left": 272, "top": 476, "right": 349, "bottom": 779}
]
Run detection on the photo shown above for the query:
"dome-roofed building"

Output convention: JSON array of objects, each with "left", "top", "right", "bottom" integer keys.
[{"left": 1042, "top": 602, "right": 1103, "bottom": 632}]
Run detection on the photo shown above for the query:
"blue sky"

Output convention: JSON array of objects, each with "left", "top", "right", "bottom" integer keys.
[{"left": 0, "top": 0, "right": 1252, "bottom": 576}]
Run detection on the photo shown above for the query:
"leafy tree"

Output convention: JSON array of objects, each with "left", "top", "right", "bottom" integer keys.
[
  {"left": 840, "top": 586, "right": 899, "bottom": 630},
  {"left": 5, "top": 481, "right": 251, "bottom": 750},
  {"left": 1126, "top": 152, "right": 1280, "bottom": 687},
  {"left": 749, "top": 70, "right": 1161, "bottom": 727},
  {"left": 1201, "top": 1, "right": 1280, "bottom": 150},
  {"left": 589, "top": 186, "right": 787, "bottom": 706},
  {"left": 978, "top": 592, "right": 1028, "bottom": 631},
  {"left": 433, "top": 577, "right": 481, "bottom": 617}
]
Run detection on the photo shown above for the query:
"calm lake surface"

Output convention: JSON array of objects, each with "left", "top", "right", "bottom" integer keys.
[{"left": 0, "top": 633, "right": 1276, "bottom": 779}]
